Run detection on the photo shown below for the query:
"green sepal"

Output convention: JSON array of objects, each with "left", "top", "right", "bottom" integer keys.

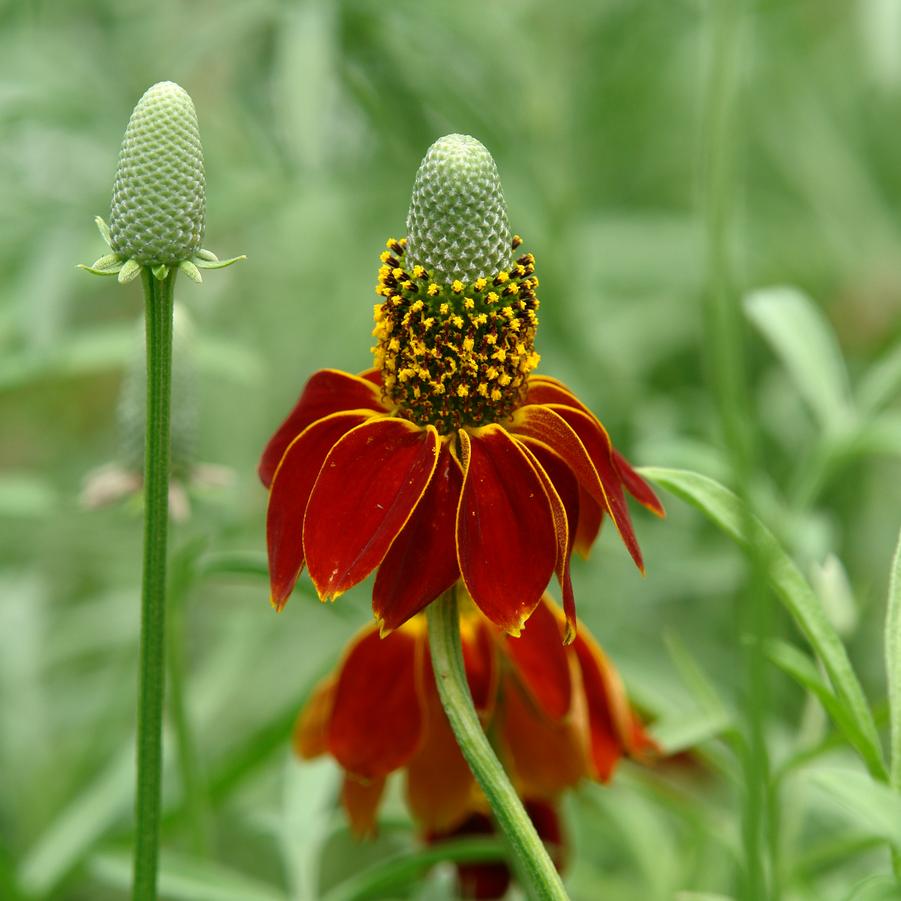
[
  {"left": 195, "top": 248, "right": 219, "bottom": 262},
  {"left": 152, "top": 264, "right": 170, "bottom": 281},
  {"left": 192, "top": 253, "right": 246, "bottom": 270},
  {"left": 78, "top": 254, "right": 124, "bottom": 276},
  {"left": 179, "top": 260, "right": 202, "bottom": 284},
  {"left": 95, "top": 216, "right": 113, "bottom": 249},
  {"left": 118, "top": 259, "right": 143, "bottom": 284}
]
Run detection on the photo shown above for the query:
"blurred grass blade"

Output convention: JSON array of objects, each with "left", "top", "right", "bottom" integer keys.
[
  {"left": 743, "top": 287, "right": 854, "bottom": 434},
  {"left": 858, "top": 343, "right": 901, "bottom": 414},
  {"left": 18, "top": 749, "right": 132, "bottom": 896},
  {"left": 886, "top": 528, "right": 901, "bottom": 791},
  {"left": 89, "top": 848, "right": 288, "bottom": 901},
  {"left": 764, "top": 638, "right": 868, "bottom": 756},
  {"left": 808, "top": 768, "right": 901, "bottom": 848},
  {"left": 639, "top": 467, "right": 886, "bottom": 781}
]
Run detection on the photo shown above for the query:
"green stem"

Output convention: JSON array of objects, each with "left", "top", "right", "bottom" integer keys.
[
  {"left": 133, "top": 267, "right": 176, "bottom": 900},
  {"left": 426, "top": 588, "right": 568, "bottom": 901}
]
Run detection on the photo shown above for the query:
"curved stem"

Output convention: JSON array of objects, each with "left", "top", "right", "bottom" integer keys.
[
  {"left": 133, "top": 268, "right": 176, "bottom": 900},
  {"left": 426, "top": 588, "right": 568, "bottom": 901}
]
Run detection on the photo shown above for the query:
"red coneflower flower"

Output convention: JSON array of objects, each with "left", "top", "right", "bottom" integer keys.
[
  {"left": 259, "top": 134, "right": 663, "bottom": 640},
  {"left": 294, "top": 592, "right": 656, "bottom": 838}
]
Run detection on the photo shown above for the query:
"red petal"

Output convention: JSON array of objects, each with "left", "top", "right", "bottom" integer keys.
[
  {"left": 460, "top": 616, "right": 498, "bottom": 717},
  {"left": 546, "top": 405, "right": 645, "bottom": 573},
  {"left": 327, "top": 626, "right": 424, "bottom": 779},
  {"left": 613, "top": 449, "right": 665, "bottom": 517},
  {"left": 455, "top": 427, "right": 557, "bottom": 634},
  {"left": 259, "top": 369, "right": 385, "bottom": 488},
  {"left": 373, "top": 443, "right": 462, "bottom": 634},
  {"left": 573, "top": 629, "right": 647, "bottom": 781},
  {"left": 358, "top": 367, "right": 383, "bottom": 388},
  {"left": 500, "top": 673, "right": 590, "bottom": 796},
  {"left": 502, "top": 596, "right": 571, "bottom": 719},
  {"left": 304, "top": 419, "right": 441, "bottom": 600},
  {"left": 267, "top": 411, "right": 371, "bottom": 610},
  {"left": 292, "top": 676, "right": 335, "bottom": 759},
  {"left": 524, "top": 375, "right": 593, "bottom": 415},
  {"left": 574, "top": 487, "right": 604, "bottom": 558},
  {"left": 521, "top": 443, "right": 581, "bottom": 642},
  {"left": 342, "top": 774, "right": 386, "bottom": 838}
]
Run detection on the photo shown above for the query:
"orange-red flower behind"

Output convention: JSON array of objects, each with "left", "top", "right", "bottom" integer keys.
[{"left": 294, "top": 593, "right": 656, "bottom": 837}]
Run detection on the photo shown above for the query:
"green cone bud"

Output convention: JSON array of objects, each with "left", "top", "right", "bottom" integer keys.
[
  {"left": 109, "top": 82, "right": 206, "bottom": 266},
  {"left": 405, "top": 134, "right": 512, "bottom": 285}
]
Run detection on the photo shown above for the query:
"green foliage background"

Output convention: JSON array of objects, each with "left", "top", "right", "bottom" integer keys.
[{"left": 2, "top": 0, "right": 901, "bottom": 898}]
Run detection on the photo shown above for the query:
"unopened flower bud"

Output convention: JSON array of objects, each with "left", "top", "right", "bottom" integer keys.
[
  {"left": 405, "top": 134, "right": 512, "bottom": 285},
  {"left": 109, "top": 81, "right": 206, "bottom": 266}
]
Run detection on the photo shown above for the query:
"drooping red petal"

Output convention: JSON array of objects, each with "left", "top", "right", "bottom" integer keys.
[
  {"left": 545, "top": 405, "right": 645, "bottom": 573},
  {"left": 459, "top": 616, "right": 498, "bottom": 718},
  {"left": 501, "top": 596, "right": 571, "bottom": 719},
  {"left": 342, "top": 774, "right": 386, "bottom": 838},
  {"left": 373, "top": 443, "right": 462, "bottom": 634},
  {"left": 405, "top": 677, "right": 477, "bottom": 832},
  {"left": 613, "top": 448, "right": 665, "bottom": 517},
  {"left": 572, "top": 629, "right": 653, "bottom": 781},
  {"left": 455, "top": 427, "right": 557, "bottom": 635},
  {"left": 267, "top": 411, "right": 371, "bottom": 610},
  {"left": 304, "top": 419, "right": 441, "bottom": 601},
  {"left": 521, "top": 443, "right": 581, "bottom": 642},
  {"left": 499, "top": 673, "right": 590, "bottom": 796},
  {"left": 574, "top": 487, "right": 604, "bottom": 558},
  {"left": 292, "top": 676, "right": 335, "bottom": 759},
  {"left": 524, "top": 375, "right": 594, "bottom": 416},
  {"left": 259, "top": 369, "right": 386, "bottom": 488},
  {"left": 327, "top": 626, "right": 424, "bottom": 779}
]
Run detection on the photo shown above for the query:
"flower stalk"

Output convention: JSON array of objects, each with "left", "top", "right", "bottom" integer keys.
[
  {"left": 133, "top": 266, "right": 176, "bottom": 899},
  {"left": 426, "top": 587, "right": 569, "bottom": 901}
]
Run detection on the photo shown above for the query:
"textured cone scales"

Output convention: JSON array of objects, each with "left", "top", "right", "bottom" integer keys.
[
  {"left": 406, "top": 134, "right": 512, "bottom": 285},
  {"left": 109, "top": 82, "right": 206, "bottom": 265}
]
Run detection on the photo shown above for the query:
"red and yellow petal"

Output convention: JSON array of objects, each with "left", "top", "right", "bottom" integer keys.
[
  {"left": 455, "top": 426, "right": 557, "bottom": 635},
  {"left": 373, "top": 443, "right": 462, "bottom": 635},
  {"left": 327, "top": 626, "right": 424, "bottom": 779},
  {"left": 342, "top": 774, "right": 386, "bottom": 838},
  {"left": 501, "top": 596, "right": 571, "bottom": 719},
  {"left": 613, "top": 448, "right": 665, "bottom": 517},
  {"left": 572, "top": 629, "right": 655, "bottom": 780},
  {"left": 259, "top": 369, "right": 386, "bottom": 488},
  {"left": 267, "top": 411, "right": 372, "bottom": 610},
  {"left": 543, "top": 405, "right": 645, "bottom": 573},
  {"left": 304, "top": 418, "right": 441, "bottom": 601},
  {"left": 459, "top": 614, "right": 499, "bottom": 718},
  {"left": 524, "top": 375, "right": 593, "bottom": 416},
  {"left": 574, "top": 487, "right": 604, "bottom": 558}
]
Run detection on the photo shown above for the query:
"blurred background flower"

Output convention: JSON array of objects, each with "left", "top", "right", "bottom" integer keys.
[{"left": 1, "top": 1, "right": 901, "bottom": 899}]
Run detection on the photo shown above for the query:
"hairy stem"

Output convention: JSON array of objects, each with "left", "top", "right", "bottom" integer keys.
[
  {"left": 133, "top": 268, "right": 176, "bottom": 900},
  {"left": 426, "top": 588, "right": 568, "bottom": 901}
]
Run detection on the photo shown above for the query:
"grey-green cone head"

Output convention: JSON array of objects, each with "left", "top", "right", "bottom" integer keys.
[
  {"left": 405, "top": 134, "right": 512, "bottom": 285},
  {"left": 109, "top": 82, "right": 206, "bottom": 266}
]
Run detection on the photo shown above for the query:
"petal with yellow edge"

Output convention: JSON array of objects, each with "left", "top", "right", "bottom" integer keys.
[
  {"left": 258, "top": 369, "right": 386, "bottom": 488},
  {"left": 373, "top": 443, "right": 462, "bottom": 634},
  {"left": 613, "top": 448, "right": 665, "bottom": 516},
  {"left": 455, "top": 426, "right": 556, "bottom": 634},
  {"left": 292, "top": 676, "right": 335, "bottom": 759},
  {"left": 267, "top": 411, "right": 371, "bottom": 610},
  {"left": 304, "top": 418, "right": 440, "bottom": 601},
  {"left": 327, "top": 626, "right": 424, "bottom": 779}
]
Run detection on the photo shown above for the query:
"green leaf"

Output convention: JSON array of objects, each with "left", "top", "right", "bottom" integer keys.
[
  {"left": 89, "top": 848, "right": 288, "bottom": 901},
  {"left": 807, "top": 767, "right": 901, "bottom": 848},
  {"left": 193, "top": 253, "right": 247, "bottom": 270},
  {"left": 743, "top": 286, "right": 854, "bottom": 434},
  {"left": 886, "top": 528, "right": 901, "bottom": 791},
  {"left": 859, "top": 342, "right": 901, "bottom": 414},
  {"left": 764, "top": 638, "right": 867, "bottom": 756},
  {"left": 639, "top": 467, "right": 887, "bottom": 781}
]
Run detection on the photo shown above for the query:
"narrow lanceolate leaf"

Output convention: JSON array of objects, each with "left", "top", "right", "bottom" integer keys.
[
  {"left": 640, "top": 467, "right": 887, "bottom": 781},
  {"left": 886, "top": 528, "right": 901, "bottom": 790},
  {"left": 743, "top": 287, "right": 855, "bottom": 434}
]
